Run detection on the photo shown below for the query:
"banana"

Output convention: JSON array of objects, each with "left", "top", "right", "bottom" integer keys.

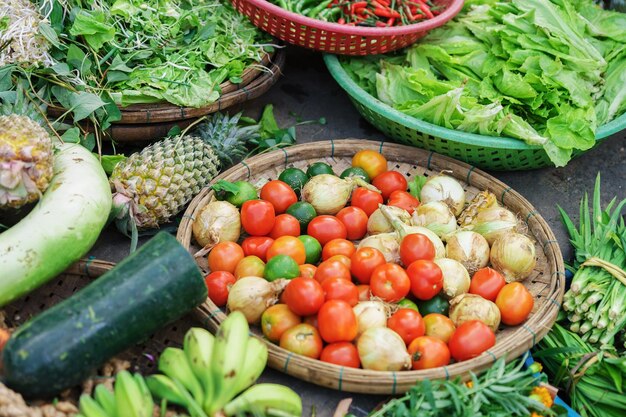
[
  {"left": 184, "top": 327, "right": 215, "bottom": 404},
  {"left": 114, "top": 371, "right": 144, "bottom": 417},
  {"left": 222, "top": 384, "right": 302, "bottom": 417},
  {"left": 133, "top": 373, "right": 154, "bottom": 417},
  {"left": 79, "top": 394, "right": 110, "bottom": 417},
  {"left": 146, "top": 374, "right": 189, "bottom": 407},
  {"left": 93, "top": 385, "right": 116, "bottom": 417},
  {"left": 159, "top": 347, "right": 204, "bottom": 404},
  {"left": 232, "top": 336, "right": 268, "bottom": 396},
  {"left": 207, "top": 311, "right": 249, "bottom": 414}
]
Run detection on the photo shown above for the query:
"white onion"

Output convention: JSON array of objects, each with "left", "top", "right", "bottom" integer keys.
[
  {"left": 468, "top": 206, "right": 520, "bottom": 245},
  {"left": 490, "top": 232, "right": 537, "bottom": 282},
  {"left": 420, "top": 175, "right": 466, "bottom": 216},
  {"left": 192, "top": 200, "right": 240, "bottom": 248},
  {"left": 353, "top": 301, "right": 389, "bottom": 338},
  {"left": 302, "top": 174, "right": 376, "bottom": 215},
  {"left": 227, "top": 277, "right": 289, "bottom": 324},
  {"left": 358, "top": 233, "right": 401, "bottom": 264},
  {"left": 368, "top": 206, "right": 411, "bottom": 235},
  {"left": 379, "top": 205, "right": 445, "bottom": 259},
  {"left": 449, "top": 293, "right": 501, "bottom": 332},
  {"left": 445, "top": 231, "right": 490, "bottom": 275},
  {"left": 357, "top": 327, "right": 411, "bottom": 371},
  {"left": 434, "top": 258, "right": 470, "bottom": 299},
  {"left": 411, "top": 201, "right": 458, "bottom": 240}
]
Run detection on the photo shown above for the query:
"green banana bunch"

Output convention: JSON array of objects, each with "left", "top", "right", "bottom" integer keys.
[
  {"left": 148, "top": 311, "right": 302, "bottom": 417},
  {"left": 77, "top": 371, "right": 153, "bottom": 417}
]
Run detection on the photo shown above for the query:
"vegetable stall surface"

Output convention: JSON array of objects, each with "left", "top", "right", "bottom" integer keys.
[
  {"left": 341, "top": 0, "right": 626, "bottom": 166},
  {"left": 0, "top": 0, "right": 273, "bottom": 142},
  {"left": 0, "top": 143, "right": 111, "bottom": 307},
  {"left": 2, "top": 232, "right": 207, "bottom": 397},
  {"left": 268, "top": 0, "right": 446, "bottom": 27}
]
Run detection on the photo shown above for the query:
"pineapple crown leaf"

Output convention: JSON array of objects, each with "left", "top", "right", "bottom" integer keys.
[
  {"left": 191, "top": 112, "right": 260, "bottom": 168},
  {"left": 0, "top": 86, "right": 49, "bottom": 129}
]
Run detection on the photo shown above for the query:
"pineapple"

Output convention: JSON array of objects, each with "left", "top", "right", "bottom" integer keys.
[
  {"left": 110, "top": 112, "right": 260, "bottom": 233},
  {"left": 0, "top": 114, "right": 54, "bottom": 209}
]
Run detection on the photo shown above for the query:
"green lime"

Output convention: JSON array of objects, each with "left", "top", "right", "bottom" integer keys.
[
  {"left": 297, "top": 235, "right": 322, "bottom": 264},
  {"left": 264, "top": 255, "right": 300, "bottom": 282},
  {"left": 340, "top": 167, "right": 370, "bottom": 183},
  {"left": 286, "top": 202, "right": 317, "bottom": 233},
  {"left": 397, "top": 298, "right": 419, "bottom": 312},
  {"left": 416, "top": 295, "right": 449, "bottom": 316},
  {"left": 306, "top": 162, "right": 334, "bottom": 177},
  {"left": 279, "top": 168, "right": 309, "bottom": 196}
]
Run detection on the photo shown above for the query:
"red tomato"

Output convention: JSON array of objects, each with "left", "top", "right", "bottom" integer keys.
[
  {"left": 327, "top": 254, "right": 351, "bottom": 269},
  {"left": 369, "top": 263, "right": 411, "bottom": 302},
  {"left": 260, "top": 180, "right": 298, "bottom": 214},
  {"left": 204, "top": 271, "right": 236, "bottom": 307},
  {"left": 261, "top": 304, "right": 301, "bottom": 343},
  {"left": 282, "top": 277, "right": 325, "bottom": 316},
  {"left": 299, "top": 263, "right": 317, "bottom": 279},
  {"left": 269, "top": 214, "right": 301, "bottom": 239},
  {"left": 351, "top": 247, "right": 386, "bottom": 285},
  {"left": 322, "top": 277, "right": 359, "bottom": 306},
  {"left": 400, "top": 233, "right": 436, "bottom": 266},
  {"left": 280, "top": 323, "right": 323, "bottom": 359},
  {"left": 448, "top": 321, "right": 496, "bottom": 362},
  {"left": 336, "top": 206, "right": 368, "bottom": 240},
  {"left": 372, "top": 171, "right": 408, "bottom": 201},
  {"left": 408, "top": 336, "right": 451, "bottom": 370},
  {"left": 266, "top": 236, "right": 306, "bottom": 265},
  {"left": 357, "top": 284, "right": 371, "bottom": 301},
  {"left": 234, "top": 256, "right": 265, "bottom": 279},
  {"left": 387, "top": 308, "right": 425, "bottom": 346},
  {"left": 318, "top": 300, "right": 358, "bottom": 343},
  {"left": 241, "top": 236, "right": 274, "bottom": 262},
  {"left": 407, "top": 260, "right": 443, "bottom": 301},
  {"left": 322, "top": 238, "right": 356, "bottom": 261},
  {"left": 388, "top": 190, "right": 420, "bottom": 214},
  {"left": 352, "top": 150, "right": 387, "bottom": 180},
  {"left": 351, "top": 187, "right": 384, "bottom": 217},
  {"left": 496, "top": 282, "right": 534, "bottom": 326},
  {"left": 320, "top": 342, "right": 360, "bottom": 368},
  {"left": 470, "top": 267, "right": 507, "bottom": 302},
  {"left": 314, "top": 259, "right": 352, "bottom": 284},
  {"left": 307, "top": 215, "right": 347, "bottom": 246},
  {"left": 208, "top": 242, "right": 244, "bottom": 274},
  {"left": 423, "top": 313, "right": 456, "bottom": 343},
  {"left": 241, "top": 200, "right": 275, "bottom": 236}
]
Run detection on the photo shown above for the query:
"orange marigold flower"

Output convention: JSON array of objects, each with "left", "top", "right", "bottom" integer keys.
[
  {"left": 465, "top": 381, "right": 474, "bottom": 388},
  {"left": 530, "top": 412, "right": 543, "bottom": 417},
  {"left": 529, "top": 386, "right": 554, "bottom": 408}
]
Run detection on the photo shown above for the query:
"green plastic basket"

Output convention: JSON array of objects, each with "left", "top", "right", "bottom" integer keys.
[{"left": 324, "top": 54, "right": 626, "bottom": 171}]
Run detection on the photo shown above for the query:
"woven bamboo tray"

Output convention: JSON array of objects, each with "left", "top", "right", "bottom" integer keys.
[
  {"left": 176, "top": 139, "right": 565, "bottom": 394},
  {"left": 0, "top": 259, "right": 194, "bottom": 403},
  {"left": 47, "top": 50, "right": 286, "bottom": 144}
]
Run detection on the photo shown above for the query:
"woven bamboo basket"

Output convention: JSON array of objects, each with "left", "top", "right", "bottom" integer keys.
[
  {"left": 0, "top": 258, "right": 195, "bottom": 408},
  {"left": 176, "top": 139, "right": 565, "bottom": 394},
  {"left": 47, "top": 50, "right": 286, "bottom": 144}
]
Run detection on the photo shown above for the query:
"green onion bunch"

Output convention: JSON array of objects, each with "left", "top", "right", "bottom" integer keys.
[
  {"left": 534, "top": 323, "right": 626, "bottom": 417},
  {"left": 559, "top": 175, "right": 626, "bottom": 349}
]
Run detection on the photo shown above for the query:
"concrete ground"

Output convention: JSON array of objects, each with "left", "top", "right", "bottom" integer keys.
[{"left": 90, "top": 47, "right": 625, "bottom": 416}]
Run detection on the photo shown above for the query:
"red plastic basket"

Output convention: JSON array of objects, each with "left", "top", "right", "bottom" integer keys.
[{"left": 231, "top": 0, "right": 465, "bottom": 55}]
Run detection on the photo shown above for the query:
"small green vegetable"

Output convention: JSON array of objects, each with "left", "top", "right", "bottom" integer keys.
[
  {"left": 340, "top": 167, "right": 370, "bottom": 183},
  {"left": 279, "top": 167, "right": 309, "bottom": 196},
  {"left": 212, "top": 180, "right": 258, "bottom": 208},
  {"left": 287, "top": 202, "right": 318, "bottom": 234},
  {"left": 416, "top": 294, "right": 449, "bottom": 316},
  {"left": 307, "top": 162, "right": 335, "bottom": 177}
]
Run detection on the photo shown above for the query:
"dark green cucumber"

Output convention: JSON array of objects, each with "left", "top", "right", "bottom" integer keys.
[{"left": 1, "top": 232, "right": 206, "bottom": 398}]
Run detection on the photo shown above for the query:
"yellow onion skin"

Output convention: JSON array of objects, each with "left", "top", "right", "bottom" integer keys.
[
  {"left": 368, "top": 206, "right": 410, "bottom": 235},
  {"left": 434, "top": 258, "right": 470, "bottom": 299},
  {"left": 357, "top": 327, "right": 411, "bottom": 371},
  {"left": 227, "top": 277, "right": 288, "bottom": 324},
  {"left": 445, "top": 231, "right": 490, "bottom": 276},
  {"left": 469, "top": 206, "right": 520, "bottom": 245},
  {"left": 302, "top": 174, "right": 369, "bottom": 215},
  {"left": 449, "top": 293, "right": 501, "bottom": 332},
  {"left": 420, "top": 175, "right": 466, "bottom": 216},
  {"left": 353, "top": 301, "right": 389, "bottom": 338},
  {"left": 411, "top": 201, "right": 458, "bottom": 240},
  {"left": 358, "top": 233, "right": 401, "bottom": 264},
  {"left": 490, "top": 232, "right": 537, "bottom": 283},
  {"left": 192, "top": 200, "right": 241, "bottom": 247}
]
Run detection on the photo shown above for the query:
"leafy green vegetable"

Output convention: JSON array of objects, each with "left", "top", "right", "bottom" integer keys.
[{"left": 341, "top": 0, "right": 626, "bottom": 167}]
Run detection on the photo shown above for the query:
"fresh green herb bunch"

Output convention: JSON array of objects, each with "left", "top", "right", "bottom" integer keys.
[
  {"left": 559, "top": 175, "right": 626, "bottom": 349},
  {"left": 534, "top": 323, "right": 626, "bottom": 417},
  {"left": 365, "top": 355, "right": 559, "bottom": 417}
]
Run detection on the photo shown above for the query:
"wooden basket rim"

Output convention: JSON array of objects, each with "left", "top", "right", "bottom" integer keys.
[{"left": 176, "top": 139, "right": 565, "bottom": 394}]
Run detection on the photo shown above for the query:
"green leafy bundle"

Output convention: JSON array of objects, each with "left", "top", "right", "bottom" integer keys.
[
  {"left": 0, "top": 0, "right": 272, "bottom": 150},
  {"left": 363, "top": 355, "right": 565, "bottom": 417},
  {"left": 342, "top": 0, "right": 626, "bottom": 167}
]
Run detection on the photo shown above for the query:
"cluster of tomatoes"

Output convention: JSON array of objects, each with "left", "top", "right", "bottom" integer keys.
[{"left": 203, "top": 150, "right": 534, "bottom": 371}]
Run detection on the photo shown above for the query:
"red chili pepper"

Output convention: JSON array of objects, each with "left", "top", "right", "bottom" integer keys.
[
  {"left": 373, "top": 7, "right": 401, "bottom": 18},
  {"left": 351, "top": 0, "right": 368, "bottom": 13},
  {"left": 375, "top": 21, "right": 388, "bottom": 27},
  {"left": 338, "top": 17, "right": 346, "bottom": 24},
  {"left": 419, "top": 3, "right": 434, "bottom": 19},
  {"left": 387, "top": 17, "right": 395, "bottom": 26}
]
